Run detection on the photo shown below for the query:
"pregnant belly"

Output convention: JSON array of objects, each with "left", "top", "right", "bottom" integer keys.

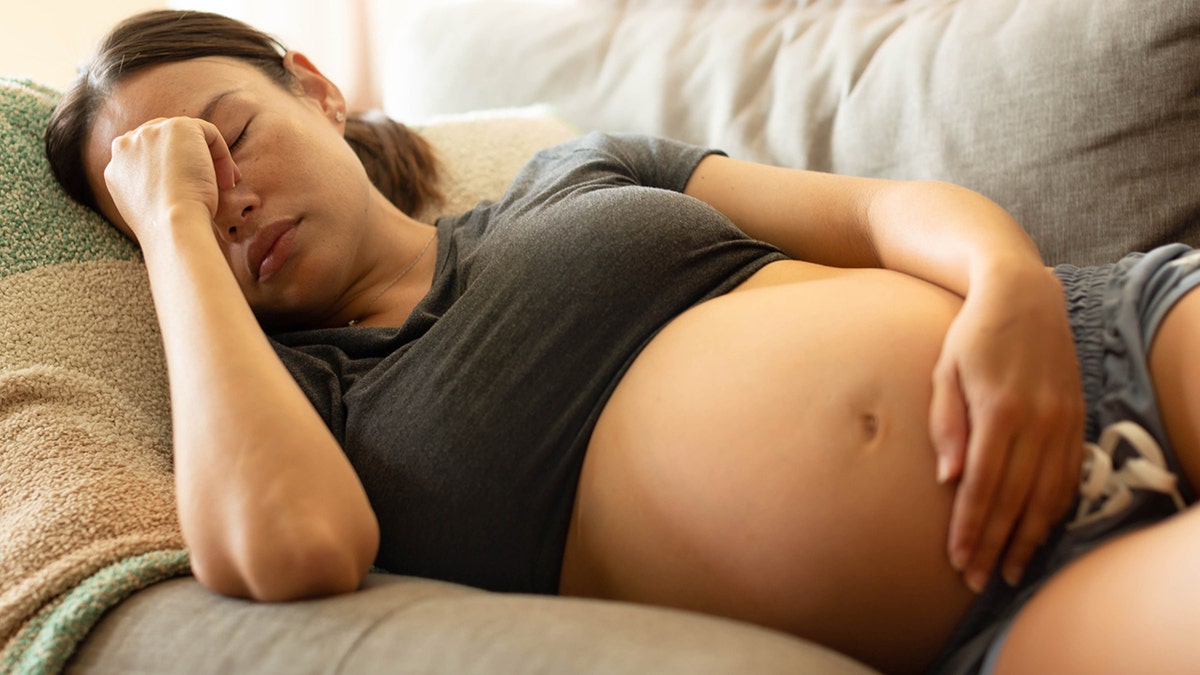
[{"left": 560, "top": 260, "right": 978, "bottom": 674}]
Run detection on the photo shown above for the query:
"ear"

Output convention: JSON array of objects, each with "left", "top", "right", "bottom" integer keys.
[{"left": 282, "top": 51, "right": 347, "bottom": 128}]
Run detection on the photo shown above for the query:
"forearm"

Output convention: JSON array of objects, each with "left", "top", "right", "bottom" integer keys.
[
  {"left": 141, "top": 206, "right": 378, "bottom": 601},
  {"left": 685, "top": 156, "right": 1047, "bottom": 296},
  {"left": 864, "top": 180, "right": 1047, "bottom": 298}
]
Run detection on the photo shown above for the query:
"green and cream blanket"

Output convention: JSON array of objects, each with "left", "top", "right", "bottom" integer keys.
[{"left": 0, "top": 78, "right": 188, "bottom": 675}]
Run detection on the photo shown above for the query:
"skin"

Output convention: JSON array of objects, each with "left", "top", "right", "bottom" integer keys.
[{"left": 84, "top": 50, "right": 1089, "bottom": 664}]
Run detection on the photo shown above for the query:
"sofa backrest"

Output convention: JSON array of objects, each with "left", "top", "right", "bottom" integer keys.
[{"left": 381, "top": 0, "right": 1200, "bottom": 266}]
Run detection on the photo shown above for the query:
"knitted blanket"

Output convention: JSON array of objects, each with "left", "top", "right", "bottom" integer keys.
[
  {"left": 0, "top": 77, "right": 574, "bottom": 673},
  {"left": 0, "top": 78, "right": 186, "bottom": 674}
]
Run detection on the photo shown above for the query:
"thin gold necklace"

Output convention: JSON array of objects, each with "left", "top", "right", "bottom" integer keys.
[{"left": 347, "top": 231, "right": 437, "bottom": 326}]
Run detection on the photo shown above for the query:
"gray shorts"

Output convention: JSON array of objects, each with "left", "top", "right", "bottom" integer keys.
[{"left": 931, "top": 243, "right": 1200, "bottom": 675}]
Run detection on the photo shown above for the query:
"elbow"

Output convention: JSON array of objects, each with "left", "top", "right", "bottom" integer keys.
[
  {"left": 245, "top": 539, "right": 372, "bottom": 602},
  {"left": 191, "top": 518, "right": 380, "bottom": 602}
]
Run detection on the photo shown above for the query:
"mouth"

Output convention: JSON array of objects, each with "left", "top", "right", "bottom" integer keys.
[{"left": 247, "top": 217, "right": 300, "bottom": 283}]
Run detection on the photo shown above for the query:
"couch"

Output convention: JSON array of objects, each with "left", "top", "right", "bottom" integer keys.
[{"left": 2, "top": 1, "right": 1197, "bottom": 673}]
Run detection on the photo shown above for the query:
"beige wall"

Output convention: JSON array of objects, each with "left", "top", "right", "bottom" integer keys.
[
  {"left": 0, "top": 0, "right": 168, "bottom": 90},
  {"left": 0, "top": 0, "right": 383, "bottom": 109}
]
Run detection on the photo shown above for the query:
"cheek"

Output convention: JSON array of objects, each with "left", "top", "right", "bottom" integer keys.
[
  {"left": 247, "top": 118, "right": 372, "bottom": 228},
  {"left": 272, "top": 135, "right": 357, "bottom": 200},
  {"left": 307, "top": 121, "right": 372, "bottom": 191}
]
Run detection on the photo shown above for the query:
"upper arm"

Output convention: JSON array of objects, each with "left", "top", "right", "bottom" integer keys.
[{"left": 683, "top": 154, "right": 889, "bottom": 268}]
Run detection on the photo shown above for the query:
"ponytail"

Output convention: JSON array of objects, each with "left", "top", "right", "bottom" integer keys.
[{"left": 343, "top": 110, "right": 443, "bottom": 216}]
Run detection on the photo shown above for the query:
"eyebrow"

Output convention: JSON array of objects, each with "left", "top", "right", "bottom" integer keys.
[{"left": 199, "top": 89, "right": 240, "bottom": 122}]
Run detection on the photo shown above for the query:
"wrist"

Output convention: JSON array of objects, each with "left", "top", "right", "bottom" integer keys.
[
  {"left": 137, "top": 202, "right": 218, "bottom": 258},
  {"left": 969, "top": 245, "right": 1047, "bottom": 296},
  {"left": 968, "top": 260, "right": 1066, "bottom": 329}
]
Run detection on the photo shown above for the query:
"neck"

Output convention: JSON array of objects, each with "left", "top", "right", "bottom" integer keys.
[
  {"left": 337, "top": 201, "right": 438, "bottom": 329},
  {"left": 346, "top": 226, "right": 437, "bottom": 327}
]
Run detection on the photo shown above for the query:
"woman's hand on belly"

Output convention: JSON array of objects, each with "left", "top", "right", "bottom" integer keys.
[{"left": 931, "top": 267, "right": 1085, "bottom": 592}]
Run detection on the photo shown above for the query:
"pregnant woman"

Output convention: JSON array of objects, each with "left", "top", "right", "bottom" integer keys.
[{"left": 45, "top": 10, "right": 1199, "bottom": 675}]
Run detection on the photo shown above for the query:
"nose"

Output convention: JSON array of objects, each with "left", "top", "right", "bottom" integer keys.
[{"left": 214, "top": 182, "right": 261, "bottom": 243}]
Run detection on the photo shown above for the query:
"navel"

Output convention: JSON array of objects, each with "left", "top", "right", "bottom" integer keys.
[{"left": 861, "top": 412, "right": 880, "bottom": 440}]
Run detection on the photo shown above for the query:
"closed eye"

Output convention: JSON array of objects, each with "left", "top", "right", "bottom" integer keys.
[{"left": 229, "top": 120, "right": 251, "bottom": 151}]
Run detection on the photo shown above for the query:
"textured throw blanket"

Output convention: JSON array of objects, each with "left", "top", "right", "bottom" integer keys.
[
  {"left": 0, "top": 78, "right": 187, "bottom": 674},
  {"left": 0, "top": 76, "right": 574, "bottom": 673}
]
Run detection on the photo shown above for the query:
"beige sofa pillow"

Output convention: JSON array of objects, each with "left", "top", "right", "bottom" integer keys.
[{"left": 382, "top": 0, "right": 1200, "bottom": 266}]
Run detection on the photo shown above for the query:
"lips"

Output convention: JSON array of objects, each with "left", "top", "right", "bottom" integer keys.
[{"left": 247, "top": 217, "right": 299, "bottom": 282}]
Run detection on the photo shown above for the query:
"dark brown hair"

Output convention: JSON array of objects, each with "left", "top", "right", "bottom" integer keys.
[{"left": 45, "top": 9, "right": 442, "bottom": 218}]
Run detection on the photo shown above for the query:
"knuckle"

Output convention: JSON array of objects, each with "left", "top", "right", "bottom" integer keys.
[
  {"left": 991, "top": 487, "right": 1025, "bottom": 518},
  {"left": 1010, "top": 520, "right": 1049, "bottom": 562},
  {"left": 929, "top": 415, "right": 960, "bottom": 447},
  {"left": 931, "top": 364, "right": 955, "bottom": 389},
  {"left": 1006, "top": 538, "right": 1036, "bottom": 567},
  {"left": 985, "top": 394, "right": 1021, "bottom": 426},
  {"left": 956, "top": 468, "right": 992, "bottom": 502},
  {"left": 972, "top": 530, "right": 1005, "bottom": 567},
  {"left": 951, "top": 503, "right": 985, "bottom": 545},
  {"left": 1040, "top": 392, "right": 1076, "bottom": 421},
  {"left": 991, "top": 490, "right": 1034, "bottom": 533},
  {"left": 1018, "top": 504, "right": 1051, "bottom": 539},
  {"left": 957, "top": 511, "right": 984, "bottom": 541}
]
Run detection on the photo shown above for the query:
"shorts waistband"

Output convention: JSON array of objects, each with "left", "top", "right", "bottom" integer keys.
[{"left": 1052, "top": 261, "right": 1120, "bottom": 440}]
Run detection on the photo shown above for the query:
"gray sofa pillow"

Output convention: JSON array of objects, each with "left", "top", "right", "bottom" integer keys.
[{"left": 383, "top": 0, "right": 1200, "bottom": 266}]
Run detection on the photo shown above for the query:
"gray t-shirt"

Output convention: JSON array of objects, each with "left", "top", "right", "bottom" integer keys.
[{"left": 270, "top": 132, "right": 787, "bottom": 593}]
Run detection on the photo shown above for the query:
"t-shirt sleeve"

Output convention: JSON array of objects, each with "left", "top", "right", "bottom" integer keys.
[
  {"left": 499, "top": 132, "right": 725, "bottom": 207},
  {"left": 586, "top": 132, "right": 726, "bottom": 193}
]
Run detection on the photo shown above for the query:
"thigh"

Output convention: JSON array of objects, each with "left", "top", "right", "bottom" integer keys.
[
  {"left": 1149, "top": 286, "right": 1200, "bottom": 494},
  {"left": 993, "top": 503, "right": 1200, "bottom": 674}
]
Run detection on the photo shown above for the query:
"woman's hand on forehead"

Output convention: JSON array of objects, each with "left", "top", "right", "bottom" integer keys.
[{"left": 102, "top": 116, "right": 240, "bottom": 244}]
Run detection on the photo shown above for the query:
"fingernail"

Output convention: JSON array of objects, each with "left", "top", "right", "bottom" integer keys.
[
  {"left": 966, "top": 570, "right": 988, "bottom": 594},
  {"left": 950, "top": 548, "right": 967, "bottom": 572},
  {"left": 1003, "top": 566, "right": 1022, "bottom": 587},
  {"left": 937, "top": 456, "right": 952, "bottom": 484}
]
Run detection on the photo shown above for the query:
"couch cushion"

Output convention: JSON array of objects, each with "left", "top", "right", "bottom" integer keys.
[
  {"left": 383, "top": 0, "right": 1200, "bottom": 266},
  {"left": 67, "top": 574, "right": 880, "bottom": 674},
  {"left": 413, "top": 105, "right": 577, "bottom": 222}
]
